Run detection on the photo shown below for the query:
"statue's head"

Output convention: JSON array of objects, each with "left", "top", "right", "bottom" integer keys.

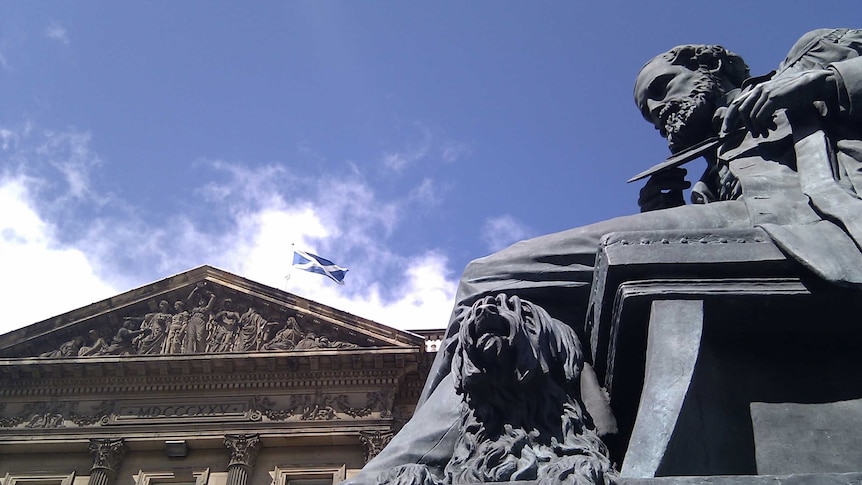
[
  {"left": 634, "top": 44, "right": 750, "bottom": 152},
  {"left": 159, "top": 300, "right": 170, "bottom": 312},
  {"left": 174, "top": 300, "right": 184, "bottom": 312}
]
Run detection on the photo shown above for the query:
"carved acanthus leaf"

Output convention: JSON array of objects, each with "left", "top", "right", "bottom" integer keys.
[
  {"left": 89, "top": 438, "right": 128, "bottom": 472},
  {"left": 224, "top": 434, "right": 261, "bottom": 467},
  {"left": 359, "top": 430, "right": 394, "bottom": 463}
]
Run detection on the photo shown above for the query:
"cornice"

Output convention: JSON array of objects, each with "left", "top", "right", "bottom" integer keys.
[{"left": 0, "top": 348, "right": 421, "bottom": 397}]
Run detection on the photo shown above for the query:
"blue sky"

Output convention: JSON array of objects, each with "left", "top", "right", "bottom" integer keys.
[{"left": 0, "top": 2, "right": 855, "bottom": 333}]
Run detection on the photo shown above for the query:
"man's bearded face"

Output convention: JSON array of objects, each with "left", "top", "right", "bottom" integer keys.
[
  {"left": 661, "top": 72, "right": 725, "bottom": 152},
  {"left": 635, "top": 59, "right": 727, "bottom": 153}
]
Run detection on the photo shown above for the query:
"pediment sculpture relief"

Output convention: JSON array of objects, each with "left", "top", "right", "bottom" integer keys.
[{"left": 37, "top": 282, "right": 359, "bottom": 358}]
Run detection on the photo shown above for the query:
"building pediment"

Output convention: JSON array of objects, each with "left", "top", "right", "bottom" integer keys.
[{"left": 0, "top": 265, "right": 424, "bottom": 359}]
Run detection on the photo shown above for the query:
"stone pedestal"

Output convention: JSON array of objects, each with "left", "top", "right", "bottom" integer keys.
[{"left": 588, "top": 228, "right": 862, "bottom": 477}]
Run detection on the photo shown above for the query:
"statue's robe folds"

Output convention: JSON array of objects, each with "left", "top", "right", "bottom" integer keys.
[{"left": 345, "top": 29, "right": 862, "bottom": 484}]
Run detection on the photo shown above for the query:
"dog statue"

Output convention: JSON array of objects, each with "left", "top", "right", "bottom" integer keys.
[{"left": 376, "top": 293, "right": 616, "bottom": 485}]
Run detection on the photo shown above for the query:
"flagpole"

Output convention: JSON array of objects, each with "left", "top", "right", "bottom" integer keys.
[{"left": 285, "top": 243, "right": 294, "bottom": 283}]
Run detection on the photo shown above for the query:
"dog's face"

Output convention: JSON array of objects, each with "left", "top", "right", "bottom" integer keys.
[{"left": 452, "top": 293, "right": 583, "bottom": 397}]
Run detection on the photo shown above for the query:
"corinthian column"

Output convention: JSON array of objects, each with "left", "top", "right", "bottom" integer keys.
[
  {"left": 88, "top": 438, "right": 128, "bottom": 485},
  {"left": 224, "top": 434, "right": 261, "bottom": 485}
]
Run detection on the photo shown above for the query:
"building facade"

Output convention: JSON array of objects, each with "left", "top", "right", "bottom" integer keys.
[{"left": 0, "top": 266, "right": 433, "bottom": 485}]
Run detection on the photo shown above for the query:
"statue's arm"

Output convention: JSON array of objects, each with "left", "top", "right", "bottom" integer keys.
[
  {"left": 721, "top": 29, "right": 862, "bottom": 137},
  {"left": 828, "top": 55, "right": 862, "bottom": 120}
]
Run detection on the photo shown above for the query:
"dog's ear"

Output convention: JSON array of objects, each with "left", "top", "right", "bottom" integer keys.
[
  {"left": 532, "top": 303, "right": 584, "bottom": 385},
  {"left": 510, "top": 299, "right": 584, "bottom": 387},
  {"left": 450, "top": 339, "right": 467, "bottom": 395},
  {"left": 451, "top": 299, "right": 487, "bottom": 395}
]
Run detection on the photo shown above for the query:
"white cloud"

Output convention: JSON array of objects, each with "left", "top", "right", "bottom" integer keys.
[
  {"left": 409, "top": 178, "right": 441, "bottom": 207},
  {"left": 383, "top": 124, "right": 431, "bottom": 171},
  {"left": 382, "top": 147, "right": 428, "bottom": 172},
  {"left": 440, "top": 140, "right": 472, "bottom": 163},
  {"left": 38, "top": 130, "right": 103, "bottom": 202},
  {"left": 0, "top": 177, "right": 117, "bottom": 335},
  {"left": 381, "top": 124, "right": 471, "bottom": 171},
  {"left": 0, "top": 124, "right": 460, "bottom": 335},
  {"left": 45, "top": 22, "right": 70, "bottom": 45},
  {"left": 481, "top": 214, "right": 533, "bottom": 253}
]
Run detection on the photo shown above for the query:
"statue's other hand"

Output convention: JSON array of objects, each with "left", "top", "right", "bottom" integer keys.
[
  {"left": 638, "top": 167, "right": 691, "bottom": 212},
  {"left": 721, "top": 69, "right": 839, "bottom": 138}
]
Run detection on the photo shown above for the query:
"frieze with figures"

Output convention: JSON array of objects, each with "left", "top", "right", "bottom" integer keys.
[
  {"left": 37, "top": 282, "right": 360, "bottom": 358},
  {"left": 0, "top": 391, "right": 395, "bottom": 429}
]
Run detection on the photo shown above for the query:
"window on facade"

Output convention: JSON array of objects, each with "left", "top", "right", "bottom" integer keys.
[
  {"left": 269, "top": 466, "right": 346, "bottom": 485},
  {"left": 132, "top": 469, "right": 209, "bottom": 485},
  {"left": 2, "top": 473, "right": 75, "bottom": 485}
]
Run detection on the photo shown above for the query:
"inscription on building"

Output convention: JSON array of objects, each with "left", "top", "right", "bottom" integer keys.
[{"left": 109, "top": 400, "right": 251, "bottom": 424}]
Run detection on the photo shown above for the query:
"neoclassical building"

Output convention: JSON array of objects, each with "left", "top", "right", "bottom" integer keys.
[{"left": 0, "top": 266, "right": 435, "bottom": 485}]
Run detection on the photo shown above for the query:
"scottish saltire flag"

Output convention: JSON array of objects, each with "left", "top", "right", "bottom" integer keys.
[{"left": 292, "top": 249, "right": 348, "bottom": 285}]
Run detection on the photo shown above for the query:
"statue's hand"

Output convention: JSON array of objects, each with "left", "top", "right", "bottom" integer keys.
[
  {"left": 638, "top": 167, "right": 691, "bottom": 212},
  {"left": 721, "top": 69, "right": 840, "bottom": 138}
]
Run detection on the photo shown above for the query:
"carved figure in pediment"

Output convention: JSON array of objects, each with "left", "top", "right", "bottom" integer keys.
[
  {"left": 39, "top": 336, "right": 84, "bottom": 358},
  {"left": 294, "top": 331, "right": 359, "bottom": 351},
  {"left": 129, "top": 300, "right": 172, "bottom": 355},
  {"left": 165, "top": 300, "right": 189, "bottom": 354},
  {"left": 318, "top": 335, "right": 359, "bottom": 349},
  {"left": 98, "top": 320, "right": 151, "bottom": 356},
  {"left": 235, "top": 305, "right": 270, "bottom": 352},
  {"left": 294, "top": 332, "right": 322, "bottom": 350},
  {"left": 207, "top": 298, "right": 240, "bottom": 352},
  {"left": 262, "top": 316, "right": 302, "bottom": 351},
  {"left": 184, "top": 283, "right": 215, "bottom": 353},
  {"left": 78, "top": 329, "right": 108, "bottom": 356}
]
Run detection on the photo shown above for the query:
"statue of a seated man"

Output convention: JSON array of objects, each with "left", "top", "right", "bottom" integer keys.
[{"left": 346, "top": 28, "right": 862, "bottom": 484}]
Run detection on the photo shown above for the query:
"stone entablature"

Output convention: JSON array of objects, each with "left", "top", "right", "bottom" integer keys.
[
  {"left": 0, "top": 348, "right": 418, "bottom": 393},
  {"left": 0, "top": 388, "right": 398, "bottom": 430}
]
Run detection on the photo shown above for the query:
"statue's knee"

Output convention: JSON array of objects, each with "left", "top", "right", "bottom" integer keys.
[{"left": 461, "top": 257, "right": 487, "bottom": 283}]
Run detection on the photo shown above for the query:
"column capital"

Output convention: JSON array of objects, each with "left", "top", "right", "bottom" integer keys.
[
  {"left": 358, "top": 430, "right": 393, "bottom": 463},
  {"left": 88, "top": 438, "right": 128, "bottom": 474},
  {"left": 224, "top": 434, "right": 261, "bottom": 468}
]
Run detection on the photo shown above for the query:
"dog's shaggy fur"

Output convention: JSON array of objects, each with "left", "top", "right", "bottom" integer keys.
[{"left": 376, "top": 294, "right": 615, "bottom": 485}]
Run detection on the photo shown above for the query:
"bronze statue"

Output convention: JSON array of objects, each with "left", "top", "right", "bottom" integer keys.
[{"left": 346, "top": 28, "right": 862, "bottom": 484}]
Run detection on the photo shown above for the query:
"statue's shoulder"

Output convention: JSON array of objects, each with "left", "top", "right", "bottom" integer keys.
[
  {"left": 778, "top": 28, "right": 858, "bottom": 73},
  {"left": 783, "top": 29, "right": 834, "bottom": 60}
]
